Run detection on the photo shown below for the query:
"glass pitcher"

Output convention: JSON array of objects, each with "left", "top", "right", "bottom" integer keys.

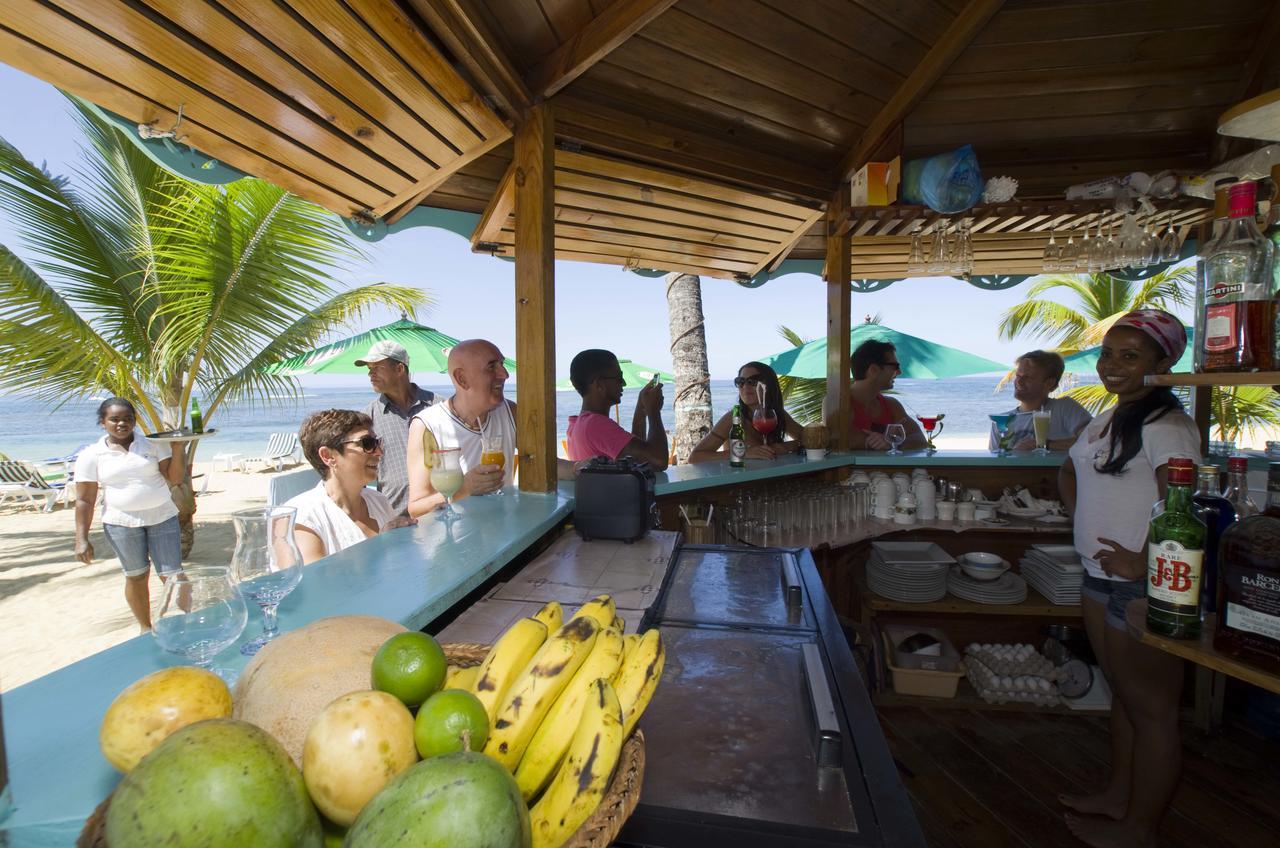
[{"left": 231, "top": 506, "right": 303, "bottom": 655}]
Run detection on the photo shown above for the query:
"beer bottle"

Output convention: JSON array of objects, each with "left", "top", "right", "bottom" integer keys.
[
  {"left": 728, "top": 404, "right": 746, "bottom": 469},
  {"left": 1146, "top": 457, "right": 1207, "bottom": 638},
  {"left": 189, "top": 397, "right": 203, "bottom": 435}
]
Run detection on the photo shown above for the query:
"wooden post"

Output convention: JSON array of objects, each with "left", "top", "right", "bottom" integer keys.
[
  {"left": 514, "top": 102, "right": 556, "bottom": 492},
  {"left": 825, "top": 186, "right": 852, "bottom": 450}
]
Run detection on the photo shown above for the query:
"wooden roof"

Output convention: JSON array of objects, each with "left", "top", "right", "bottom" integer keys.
[{"left": 3, "top": 0, "right": 1278, "bottom": 278}]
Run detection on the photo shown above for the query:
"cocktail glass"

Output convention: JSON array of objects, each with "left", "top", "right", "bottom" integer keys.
[
  {"left": 431, "top": 447, "right": 464, "bottom": 522},
  {"left": 885, "top": 423, "right": 907, "bottom": 456},
  {"left": 916, "top": 413, "right": 945, "bottom": 453},
  {"left": 989, "top": 413, "right": 1014, "bottom": 457},
  {"left": 231, "top": 506, "right": 303, "bottom": 656}
]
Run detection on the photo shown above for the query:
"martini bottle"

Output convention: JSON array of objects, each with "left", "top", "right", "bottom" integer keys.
[{"left": 1146, "top": 457, "right": 1207, "bottom": 639}]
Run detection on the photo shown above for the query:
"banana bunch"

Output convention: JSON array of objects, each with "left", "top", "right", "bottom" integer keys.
[{"left": 455, "top": 595, "right": 666, "bottom": 848}]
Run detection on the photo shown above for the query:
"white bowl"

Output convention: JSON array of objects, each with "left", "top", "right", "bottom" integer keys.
[
  {"left": 963, "top": 552, "right": 1003, "bottom": 567},
  {"left": 961, "top": 561, "right": 1010, "bottom": 581}
]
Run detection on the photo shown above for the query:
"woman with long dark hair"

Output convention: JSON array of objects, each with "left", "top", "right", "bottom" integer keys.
[
  {"left": 689, "top": 362, "right": 803, "bottom": 463},
  {"left": 1057, "top": 310, "right": 1201, "bottom": 847}
]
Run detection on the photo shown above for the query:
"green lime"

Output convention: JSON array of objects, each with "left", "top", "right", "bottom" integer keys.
[
  {"left": 414, "top": 689, "right": 490, "bottom": 758},
  {"left": 371, "top": 632, "right": 446, "bottom": 708}
]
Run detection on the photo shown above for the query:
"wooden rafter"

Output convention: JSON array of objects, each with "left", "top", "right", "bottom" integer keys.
[
  {"left": 410, "top": 0, "right": 532, "bottom": 118},
  {"left": 527, "top": 0, "right": 678, "bottom": 98},
  {"left": 382, "top": 133, "right": 511, "bottom": 223},
  {"left": 470, "top": 162, "right": 516, "bottom": 247},
  {"left": 752, "top": 208, "right": 826, "bottom": 277},
  {"left": 836, "top": 0, "right": 1005, "bottom": 183}
]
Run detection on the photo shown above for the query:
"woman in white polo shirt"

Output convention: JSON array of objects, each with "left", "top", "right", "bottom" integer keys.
[
  {"left": 74, "top": 398, "right": 187, "bottom": 630},
  {"left": 1057, "top": 311, "right": 1200, "bottom": 848}
]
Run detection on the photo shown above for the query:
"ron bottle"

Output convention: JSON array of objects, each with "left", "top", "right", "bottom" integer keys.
[
  {"left": 1215, "top": 462, "right": 1280, "bottom": 672},
  {"left": 1147, "top": 457, "right": 1207, "bottom": 639},
  {"left": 1193, "top": 465, "right": 1236, "bottom": 616},
  {"left": 190, "top": 397, "right": 203, "bottom": 435},
  {"left": 1200, "top": 180, "right": 1275, "bottom": 372},
  {"left": 728, "top": 404, "right": 746, "bottom": 469}
]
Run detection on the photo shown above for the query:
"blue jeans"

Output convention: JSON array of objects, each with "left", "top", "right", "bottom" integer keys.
[
  {"left": 102, "top": 516, "right": 182, "bottom": 578},
  {"left": 1082, "top": 574, "right": 1147, "bottom": 631}
]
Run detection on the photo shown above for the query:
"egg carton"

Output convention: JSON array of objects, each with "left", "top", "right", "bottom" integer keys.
[
  {"left": 964, "top": 642, "right": 1055, "bottom": 678},
  {"left": 965, "top": 656, "right": 1061, "bottom": 706}
]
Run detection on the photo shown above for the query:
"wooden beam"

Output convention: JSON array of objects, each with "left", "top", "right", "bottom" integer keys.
[
  {"left": 825, "top": 187, "right": 852, "bottom": 452},
  {"left": 514, "top": 103, "right": 556, "bottom": 492},
  {"left": 527, "top": 0, "right": 677, "bottom": 98},
  {"left": 751, "top": 208, "right": 825, "bottom": 277},
  {"left": 1214, "top": 0, "right": 1280, "bottom": 163},
  {"left": 469, "top": 162, "right": 516, "bottom": 247},
  {"left": 380, "top": 132, "right": 512, "bottom": 223},
  {"left": 836, "top": 0, "right": 1005, "bottom": 182},
  {"left": 411, "top": 0, "right": 532, "bottom": 118}
]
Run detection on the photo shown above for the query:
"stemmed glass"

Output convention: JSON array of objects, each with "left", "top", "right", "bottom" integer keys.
[
  {"left": 1159, "top": 213, "right": 1181, "bottom": 262},
  {"left": 1042, "top": 231, "right": 1060, "bottom": 272},
  {"left": 751, "top": 383, "right": 778, "bottom": 440},
  {"left": 152, "top": 566, "right": 248, "bottom": 680},
  {"left": 430, "top": 447, "right": 464, "bottom": 522},
  {"left": 916, "top": 413, "right": 945, "bottom": 453},
  {"left": 885, "top": 423, "right": 907, "bottom": 456},
  {"left": 989, "top": 413, "right": 1014, "bottom": 458},
  {"left": 906, "top": 222, "right": 926, "bottom": 275},
  {"left": 926, "top": 221, "right": 950, "bottom": 274},
  {"left": 231, "top": 506, "right": 303, "bottom": 656}
]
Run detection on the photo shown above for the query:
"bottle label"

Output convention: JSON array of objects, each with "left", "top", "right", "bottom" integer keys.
[
  {"left": 729, "top": 439, "right": 746, "bottom": 462},
  {"left": 1225, "top": 602, "right": 1280, "bottom": 642},
  {"left": 1147, "top": 540, "right": 1204, "bottom": 607},
  {"left": 1204, "top": 302, "right": 1239, "bottom": 353}
]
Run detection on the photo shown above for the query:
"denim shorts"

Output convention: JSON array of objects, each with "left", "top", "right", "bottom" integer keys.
[
  {"left": 102, "top": 516, "right": 182, "bottom": 578},
  {"left": 1082, "top": 574, "right": 1147, "bottom": 631}
]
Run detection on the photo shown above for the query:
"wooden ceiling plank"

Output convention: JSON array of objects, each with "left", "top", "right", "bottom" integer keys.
[
  {"left": 408, "top": 0, "right": 533, "bottom": 117},
  {"left": 492, "top": 230, "right": 757, "bottom": 274},
  {"left": 838, "top": 0, "right": 1006, "bottom": 182},
  {"left": 555, "top": 189, "right": 792, "bottom": 242},
  {"left": 528, "top": 0, "right": 678, "bottom": 97},
  {"left": 1213, "top": 0, "right": 1280, "bottom": 161},
  {"left": 548, "top": 206, "right": 781, "bottom": 252},
  {"left": 343, "top": 0, "right": 508, "bottom": 139},
  {"left": 49, "top": 0, "right": 408, "bottom": 190},
  {"left": 973, "top": 0, "right": 1265, "bottom": 46},
  {"left": 470, "top": 161, "right": 517, "bottom": 247},
  {"left": 536, "top": 224, "right": 769, "bottom": 264},
  {"left": 137, "top": 0, "right": 430, "bottom": 177},
  {"left": 8, "top": 0, "right": 393, "bottom": 206},
  {"left": 554, "top": 169, "right": 807, "bottom": 230},
  {"left": 555, "top": 149, "right": 818, "bottom": 218},
  {"left": 492, "top": 245, "right": 742, "bottom": 280},
  {"left": 935, "top": 60, "right": 1240, "bottom": 101},
  {"left": 379, "top": 132, "right": 511, "bottom": 222},
  {"left": 749, "top": 208, "right": 826, "bottom": 277},
  {"left": 214, "top": 0, "right": 466, "bottom": 168},
  {"left": 0, "top": 26, "right": 364, "bottom": 215},
  {"left": 907, "top": 107, "right": 1223, "bottom": 150}
]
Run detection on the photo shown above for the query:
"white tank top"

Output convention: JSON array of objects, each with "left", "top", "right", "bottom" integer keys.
[{"left": 414, "top": 400, "right": 516, "bottom": 487}]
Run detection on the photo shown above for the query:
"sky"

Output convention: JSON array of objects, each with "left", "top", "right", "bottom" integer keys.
[{"left": 0, "top": 63, "right": 1093, "bottom": 386}]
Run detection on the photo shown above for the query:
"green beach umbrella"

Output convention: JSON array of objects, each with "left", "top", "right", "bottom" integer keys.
[
  {"left": 758, "top": 321, "right": 1006, "bottom": 379},
  {"left": 1061, "top": 326, "right": 1194, "bottom": 375},
  {"left": 555, "top": 359, "right": 674, "bottom": 391},
  {"left": 263, "top": 319, "right": 516, "bottom": 376}
]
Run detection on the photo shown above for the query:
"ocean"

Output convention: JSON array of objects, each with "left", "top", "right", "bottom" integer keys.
[{"left": 0, "top": 376, "right": 1094, "bottom": 464}]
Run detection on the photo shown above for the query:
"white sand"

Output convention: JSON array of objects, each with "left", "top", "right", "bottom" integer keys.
[{"left": 0, "top": 462, "right": 272, "bottom": 692}]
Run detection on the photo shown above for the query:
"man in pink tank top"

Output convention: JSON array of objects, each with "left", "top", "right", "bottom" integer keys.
[
  {"left": 566, "top": 349, "right": 669, "bottom": 469},
  {"left": 828, "top": 340, "right": 926, "bottom": 451}
]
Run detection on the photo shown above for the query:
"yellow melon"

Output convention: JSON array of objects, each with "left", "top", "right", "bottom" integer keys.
[{"left": 232, "top": 615, "right": 406, "bottom": 765}]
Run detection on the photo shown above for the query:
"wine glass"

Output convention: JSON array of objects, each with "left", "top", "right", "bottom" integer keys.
[
  {"left": 916, "top": 413, "right": 945, "bottom": 453},
  {"left": 926, "top": 221, "right": 950, "bottom": 274},
  {"left": 1042, "top": 231, "right": 1060, "bottom": 272},
  {"left": 751, "top": 383, "right": 778, "bottom": 440},
  {"left": 153, "top": 566, "right": 248, "bottom": 681},
  {"left": 231, "top": 506, "right": 303, "bottom": 656},
  {"left": 989, "top": 413, "right": 1014, "bottom": 458},
  {"left": 884, "top": 423, "right": 907, "bottom": 456},
  {"left": 430, "top": 447, "right": 464, "bottom": 522},
  {"left": 1159, "top": 213, "right": 1181, "bottom": 262},
  {"left": 906, "top": 222, "right": 926, "bottom": 275}
]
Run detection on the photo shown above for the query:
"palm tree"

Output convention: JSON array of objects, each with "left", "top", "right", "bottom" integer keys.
[
  {"left": 776, "top": 314, "right": 886, "bottom": 425},
  {"left": 0, "top": 99, "right": 428, "bottom": 548},
  {"left": 665, "top": 273, "right": 712, "bottom": 464}
]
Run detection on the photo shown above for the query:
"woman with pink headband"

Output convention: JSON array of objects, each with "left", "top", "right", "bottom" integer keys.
[{"left": 1057, "top": 308, "right": 1201, "bottom": 847}]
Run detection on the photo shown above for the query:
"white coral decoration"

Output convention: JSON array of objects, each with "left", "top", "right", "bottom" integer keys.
[{"left": 982, "top": 176, "right": 1018, "bottom": 204}]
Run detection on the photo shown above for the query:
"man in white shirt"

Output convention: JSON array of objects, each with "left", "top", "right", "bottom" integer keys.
[
  {"left": 989, "top": 350, "right": 1092, "bottom": 452},
  {"left": 357, "top": 340, "right": 434, "bottom": 513}
]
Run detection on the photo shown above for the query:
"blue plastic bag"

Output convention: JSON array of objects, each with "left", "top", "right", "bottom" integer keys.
[{"left": 900, "top": 145, "right": 983, "bottom": 214}]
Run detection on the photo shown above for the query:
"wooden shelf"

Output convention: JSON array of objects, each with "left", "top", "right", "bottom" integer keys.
[
  {"left": 1145, "top": 372, "right": 1280, "bottom": 387},
  {"left": 858, "top": 575, "right": 1082, "bottom": 618},
  {"left": 1218, "top": 88, "right": 1280, "bottom": 142},
  {"left": 1126, "top": 600, "right": 1280, "bottom": 696},
  {"left": 874, "top": 679, "right": 1107, "bottom": 715}
]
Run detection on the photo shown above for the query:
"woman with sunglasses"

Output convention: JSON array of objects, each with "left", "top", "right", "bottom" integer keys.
[
  {"left": 689, "top": 362, "right": 803, "bottom": 463},
  {"left": 287, "top": 409, "right": 415, "bottom": 564}
]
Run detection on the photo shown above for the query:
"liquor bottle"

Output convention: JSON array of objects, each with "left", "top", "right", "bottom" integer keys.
[
  {"left": 1201, "top": 180, "right": 1275, "bottom": 372},
  {"left": 1147, "top": 457, "right": 1207, "bottom": 639},
  {"left": 1193, "top": 464, "right": 1236, "bottom": 617},
  {"left": 1222, "top": 456, "right": 1260, "bottom": 518},
  {"left": 189, "top": 397, "right": 203, "bottom": 435},
  {"left": 728, "top": 404, "right": 746, "bottom": 469},
  {"left": 1215, "top": 462, "right": 1280, "bottom": 671},
  {"left": 1267, "top": 165, "right": 1280, "bottom": 369},
  {"left": 1193, "top": 179, "right": 1233, "bottom": 372}
]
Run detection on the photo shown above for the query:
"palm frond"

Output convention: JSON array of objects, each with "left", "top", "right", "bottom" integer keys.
[
  {"left": 996, "top": 298, "right": 1090, "bottom": 346},
  {"left": 1062, "top": 384, "right": 1116, "bottom": 416},
  {"left": 778, "top": 376, "right": 825, "bottom": 425},
  {"left": 776, "top": 324, "right": 809, "bottom": 348},
  {"left": 1209, "top": 385, "right": 1280, "bottom": 442}
]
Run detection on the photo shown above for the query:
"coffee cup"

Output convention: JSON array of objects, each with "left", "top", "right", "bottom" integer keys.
[
  {"left": 957, "top": 502, "right": 977, "bottom": 522},
  {"left": 974, "top": 505, "right": 995, "bottom": 521},
  {"left": 806, "top": 448, "right": 826, "bottom": 461},
  {"left": 936, "top": 501, "right": 956, "bottom": 521}
]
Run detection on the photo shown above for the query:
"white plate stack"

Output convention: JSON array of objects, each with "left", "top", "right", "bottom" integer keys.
[
  {"left": 946, "top": 567, "right": 1028, "bottom": 604},
  {"left": 866, "top": 541, "right": 953, "bottom": 603},
  {"left": 1019, "top": 543, "right": 1084, "bottom": 605}
]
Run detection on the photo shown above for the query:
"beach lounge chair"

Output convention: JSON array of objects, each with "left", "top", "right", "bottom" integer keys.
[
  {"left": 0, "top": 459, "right": 60, "bottom": 512},
  {"left": 251, "top": 432, "right": 302, "bottom": 472}
]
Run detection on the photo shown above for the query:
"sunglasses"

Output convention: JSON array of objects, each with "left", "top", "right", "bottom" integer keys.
[
  {"left": 733, "top": 375, "right": 763, "bottom": 388},
  {"left": 340, "top": 435, "right": 382, "bottom": 453},
  {"left": 880, "top": 361, "right": 902, "bottom": 372}
]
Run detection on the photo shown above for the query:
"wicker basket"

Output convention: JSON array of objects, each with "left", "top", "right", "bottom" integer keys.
[{"left": 79, "top": 642, "right": 645, "bottom": 848}]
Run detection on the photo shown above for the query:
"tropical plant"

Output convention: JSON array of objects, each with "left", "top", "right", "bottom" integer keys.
[
  {"left": 1065, "top": 383, "right": 1280, "bottom": 444},
  {"left": 775, "top": 325, "right": 824, "bottom": 425},
  {"left": 0, "top": 98, "right": 429, "bottom": 545}
]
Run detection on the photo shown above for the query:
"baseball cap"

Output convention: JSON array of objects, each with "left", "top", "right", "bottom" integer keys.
[{"left": 354, "top": 340, "right": 409, "bottom": 367}]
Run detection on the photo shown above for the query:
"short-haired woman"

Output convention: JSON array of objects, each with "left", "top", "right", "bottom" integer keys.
[
  {"left": 689, "top": 362, "right": 803, "bottom": 462},
  {"left": 287, "top": 409, "right": 414, "bottom": 564},
  {"left": 1057, "top": 310, "right": 1201, "bottom": 847},
  {"left": 73, "top": 398, "right": 187, "bottom": 630}
]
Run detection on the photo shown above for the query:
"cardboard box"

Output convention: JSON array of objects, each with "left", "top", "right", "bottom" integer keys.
[{"left": 850, "top": 156, "right": 900, "bottom": 206}]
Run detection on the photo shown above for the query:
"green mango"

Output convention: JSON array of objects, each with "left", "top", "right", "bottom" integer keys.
[
  {"left": 106, "top": 719, "right": 322, "bottom": 848},
  {"left": 345, "top": 751, "right": 530, "bottom": 848}
]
